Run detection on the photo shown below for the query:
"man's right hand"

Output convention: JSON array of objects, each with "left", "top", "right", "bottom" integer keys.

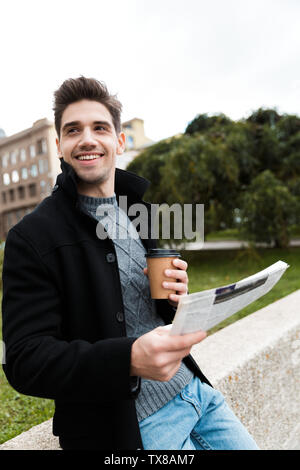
[{"left": 130, "top": 326, "right": 207, "bottom": 382}]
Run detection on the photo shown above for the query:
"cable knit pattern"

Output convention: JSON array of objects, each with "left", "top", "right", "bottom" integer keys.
[{"left": 78, "top": 193, "right": 193, "bottom": 421}]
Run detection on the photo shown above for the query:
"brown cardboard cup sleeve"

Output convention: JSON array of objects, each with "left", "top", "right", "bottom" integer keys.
[{"left": 145, "top": 248, "right": 181, "bottom": 299}]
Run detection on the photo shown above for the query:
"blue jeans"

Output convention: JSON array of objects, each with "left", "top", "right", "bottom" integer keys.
[{"left": 139, "top": 376, "right": 259, "bottom": 450}]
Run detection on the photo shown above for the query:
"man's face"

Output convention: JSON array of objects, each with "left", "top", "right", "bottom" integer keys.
[{"left": 56, "top": 99, "right": 125, "bottom": 196}]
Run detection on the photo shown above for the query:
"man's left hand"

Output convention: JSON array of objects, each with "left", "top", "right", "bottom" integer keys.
[{"left": 143, "top": 258, "right": 188, "bottom": 308}]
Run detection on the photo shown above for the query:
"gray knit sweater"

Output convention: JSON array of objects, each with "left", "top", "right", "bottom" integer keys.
[{"left": 78, "top": 193, "right": 193, "bottom": 421}]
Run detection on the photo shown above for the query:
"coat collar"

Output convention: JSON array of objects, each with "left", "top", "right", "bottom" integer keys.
[{"left": 55, "top": 158, "right": 151, "bottom": 203}]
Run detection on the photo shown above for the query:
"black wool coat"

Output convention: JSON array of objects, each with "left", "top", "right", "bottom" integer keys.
[{"left": 2, "top": 158, "right": 211, "bottom": 450}]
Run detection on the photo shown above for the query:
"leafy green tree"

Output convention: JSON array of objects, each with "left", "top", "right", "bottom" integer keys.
[
  {"left": 225, "top": 121, "right": 258, "bottom": 186},
  {"left": 246, "top": 108, "right": 281, "bottom": 126},
  {"left": 240, "top": 170, "right": 298, "bottom": 248},
  {"left": 279, "top": 132, "right": 300, "bottom": 181},
  {"left": 273, "top": 113, "right": 300, "bottom": 140},
  {"left": 127, "top": 107, "right": 300, "bottom": 247},
  {"left": 185, "top": 113, "right": 232, "bottom": 135},
  {"left": 127, "top": 138, "right": 178, "bottom": 203}
]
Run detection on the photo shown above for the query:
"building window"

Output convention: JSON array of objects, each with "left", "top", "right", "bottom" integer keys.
[
  {"left": 127, "top": 135, "right": 134, "bottom": 149},
  {"left": 40, "top": 180, "right": 46, "bottom": 195},
  {"left": 21, "top": 167, "right": 28, "bottom": 179},
  {"left": 42, "top": 139, "right": 47, "bottom": 153},
  {"left": 2, "top": 153, "right": 9, "bottom": 168},
  {"left": 3, "top": 173, "right": 10, "bottom": 185},
  {"left": 20, "top": 148, "right": 27, "bottom": 161},
  {"left": 10, "top": 151, "right": 18, "bottom": 165},
  {"left": 9, "top": 189, "right": 15, "bottom": 201},
  {"left": 15, "top": 209, "right": 23, "bottom": 222},
  {"left": 30, "top": 164, "right": 38, "bottom": 177},
  {"left": 29, "top": 144, "right": 36, "bottom": 158},
  {"left": 28, "top": 183, "right": 37, "bottom": 197},
  {"left": 39, "top": 159, "right": 44, "bottom": 174},
  {"left": 6, "top": 212, "right": 14, "bottom": 229},
  {"left": 12, "top": 170, "right": 19, "bottom": 183},
  {"left": 18, "top": 186, "right": 25, "bottom": 199},
  {"left": 2, "top": 192, "right": 7, "bottom": 204},
  {"left": 38, "top": 158, "right": 48, "bottom": 174},
  {"left": 37, "top": 138, "right": 47, "bottom": 154}
]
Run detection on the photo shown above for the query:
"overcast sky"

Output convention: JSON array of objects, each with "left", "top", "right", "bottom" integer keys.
[{"left": 1, "top": 0, "right": 300, "bottom": 142}]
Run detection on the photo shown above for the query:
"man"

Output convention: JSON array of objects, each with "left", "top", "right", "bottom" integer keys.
[{"left": 2, "top": 77, "right": 259, "bottom": 450}]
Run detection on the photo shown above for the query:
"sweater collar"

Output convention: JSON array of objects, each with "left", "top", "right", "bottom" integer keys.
[{"left": 55, "top": 157, "right": 151, "bottom": 203}]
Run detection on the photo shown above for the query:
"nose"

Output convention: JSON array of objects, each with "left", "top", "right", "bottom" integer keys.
[{"left": 79, "top": 127, "right": 98, "bottom": 148}]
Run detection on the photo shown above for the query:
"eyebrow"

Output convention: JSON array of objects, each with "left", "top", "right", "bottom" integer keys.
[{"left": 62, "top": 120, "right": 113, "bottom": 133}]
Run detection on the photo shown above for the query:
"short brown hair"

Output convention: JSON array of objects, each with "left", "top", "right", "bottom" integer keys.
[{"left": 53, "top": 76, "right": 122, "bottom": 138}]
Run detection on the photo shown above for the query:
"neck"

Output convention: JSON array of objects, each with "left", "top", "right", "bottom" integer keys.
[{"left": 76, "top": 179, "right": 115, "bottom": 198}]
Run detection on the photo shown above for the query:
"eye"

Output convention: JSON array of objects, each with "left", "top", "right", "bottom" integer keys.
[
  {"left": 95, "top": 125, "right": 106, "bottom": 131},
  {"left": 67, "top": 128, "right": 79, "bottom": 134}
]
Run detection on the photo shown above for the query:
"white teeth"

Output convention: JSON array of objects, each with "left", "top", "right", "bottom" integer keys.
[{"left": 77, "top": 154, "right": 103, "bottom": 160}]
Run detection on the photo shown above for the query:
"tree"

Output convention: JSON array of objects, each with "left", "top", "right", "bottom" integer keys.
[
  {"left": 127, "top": 138, "right": 178, "bottom": 204},
  {"left": 240, "top": 170, "right": 298, "bottom": 248},
  {"left": 225, "top": 121, "right": 258, "bottom": 186},
  {"left": 246, "top": 108, "right": 281, "bottom": 126},
  {"left": 185, "top": 113, "right": 232, "bottom": 135},
  {"left": 127, "top": 107, "right": 300, "bottom": 247}
]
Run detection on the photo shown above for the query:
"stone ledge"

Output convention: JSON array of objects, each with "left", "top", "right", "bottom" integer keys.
[
  {"left": 1, "top": 290, "right": 300, "bottom": 450},
  {"left": 191, "top": 289, "right": 300, "bottom": 450},
  {"left": 0, "top": 418, "right": 59, "bottom": 450}
]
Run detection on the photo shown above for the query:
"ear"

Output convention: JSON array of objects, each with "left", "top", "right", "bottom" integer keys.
[
  {"left": 116, "top": 132, "right": 126, "bottom": 155},
  {"left": 56, "top": 138, "right": 62, "bottom": 158}
]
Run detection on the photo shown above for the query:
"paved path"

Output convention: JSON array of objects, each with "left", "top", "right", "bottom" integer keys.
[{"left": 182, "top": 239, "right": 300, "bottom": 250}]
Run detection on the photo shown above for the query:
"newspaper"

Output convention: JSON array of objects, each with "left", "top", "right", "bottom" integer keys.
[{"left": 170, "top": 260, "right": 289, "bottom": 335}]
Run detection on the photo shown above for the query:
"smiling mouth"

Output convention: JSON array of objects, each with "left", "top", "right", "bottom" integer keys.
[{"left": 75, "top": 153, "right": 104, "bottom": 161}]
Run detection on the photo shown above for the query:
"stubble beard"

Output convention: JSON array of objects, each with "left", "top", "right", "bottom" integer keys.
[
  {"left": 77, "top": 169, "right": 110, "bottom": 187},
  {"left": 74, "top": 164, "right": 115, "bottom": 192},
  {"left": 70, "top": 152, "right": 116, "bottom": 191}
]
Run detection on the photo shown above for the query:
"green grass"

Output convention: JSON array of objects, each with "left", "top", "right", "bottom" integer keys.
[
  {"left": 0, "top": 293, "right": 54, "bottom": 444},
  {"left": 205, "top": 228, "right": 242, "bottom": 241},
  {"left": 291, "top": 225, "right": 300, "bottom": 238},
  {"left": 0, "top": 246, "right": 299, "bottom": 444}
]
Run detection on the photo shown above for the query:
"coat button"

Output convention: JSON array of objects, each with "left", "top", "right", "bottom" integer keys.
[
  {"left": 116, "top": 311, "right": 124, "bottom": 322},
  {"left": 106, "top": 253, "right": 116, "bottom": 263}
]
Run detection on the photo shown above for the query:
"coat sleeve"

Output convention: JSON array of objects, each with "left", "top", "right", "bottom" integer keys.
[{"left": 1, "top": 228, "right": 139, "bottom": 402}]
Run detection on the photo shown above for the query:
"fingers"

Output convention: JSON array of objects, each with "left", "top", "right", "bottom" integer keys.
[
  {"left": 164, "top": 268, "right": 188, "bottom": 283},
  {"left": 155, "top": 327, "right": 207, "bottom": 351},
  {"left": 168, "top": 330, "right": 207, "bottom": 351},
  {"left": 130, "top": 327, "right": 206, "bottom": 381},
  {"left": 145, "top": 258, "right": 189, "bottom": 307},
  {"left": 168, "top": 293, "right": 182, "bottom": 305},
  {"left": 164, "top": 260, "right": 188, "bottom": 298},
  {"left": 163, "top": 279, "right": 187, "bottom": 293},
  {"left": 172, "top": 258, "right": 188, "bottom": 271}
]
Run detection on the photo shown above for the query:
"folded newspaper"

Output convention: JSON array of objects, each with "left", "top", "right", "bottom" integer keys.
[{"left": 170, "top": 260, "right": 289, "bottom": 335}]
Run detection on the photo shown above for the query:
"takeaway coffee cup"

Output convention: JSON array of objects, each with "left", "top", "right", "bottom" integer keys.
[{"left": 145, "top": 248, "right": 181, "bottom": 299}]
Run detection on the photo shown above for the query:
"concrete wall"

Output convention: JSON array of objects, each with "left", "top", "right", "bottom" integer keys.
[
  {"left": 1, "top": 290, "right": 300, "bottom": 450},
  {"left": 191, "top": 289, "right": 300, "bottom": 450}
]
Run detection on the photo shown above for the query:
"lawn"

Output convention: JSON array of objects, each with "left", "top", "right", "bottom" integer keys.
[
  {"left": 0, "top": 297, "right": 55, "bottom": 444},
  {"left": 0, "top": 246, "right": 299, "bottom": 444}
]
